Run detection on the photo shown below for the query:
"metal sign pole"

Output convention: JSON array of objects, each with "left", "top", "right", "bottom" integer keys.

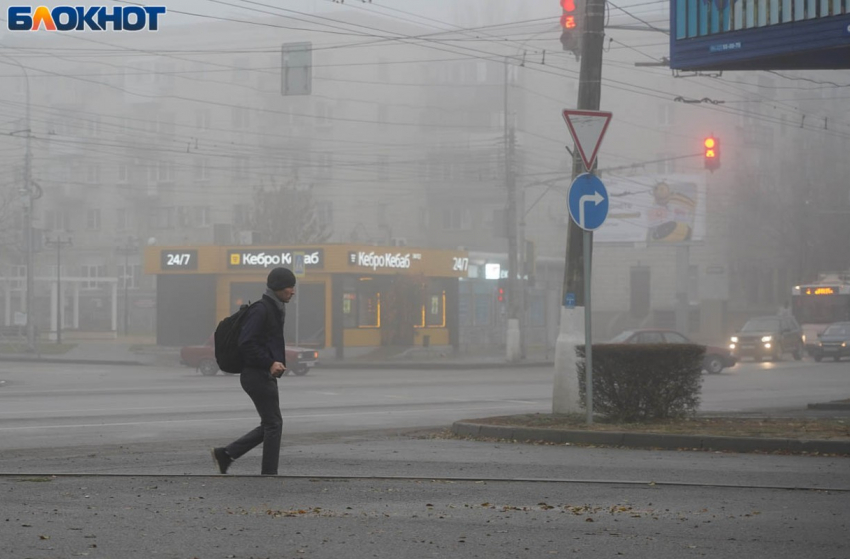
[{"left": 583, "top": 229, "right": 593, "bottom": 424}]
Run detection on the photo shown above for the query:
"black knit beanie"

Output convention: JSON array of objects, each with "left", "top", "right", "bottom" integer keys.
[{"left": 267, "top": 267, "right": 296, "bottom": 290}]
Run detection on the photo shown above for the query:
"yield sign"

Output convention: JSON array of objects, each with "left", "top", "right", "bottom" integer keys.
[{"left": 562, "top": 109, "right": 613, "bottom": 171}]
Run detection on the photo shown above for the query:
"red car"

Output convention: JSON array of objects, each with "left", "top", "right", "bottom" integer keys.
[
  {"left": 180, "top": 336, "right": 318, "bottom": 376},
  {"left": 608, "top": 328, "right": 737, "bottom": 374}
]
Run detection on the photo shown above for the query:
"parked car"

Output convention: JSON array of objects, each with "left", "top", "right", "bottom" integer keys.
[
  {"left": 811, "top": 322, "right": 850, "bottom": 362},
  {"left": 729, "top": 315, "right": 804, "bottom": 361},
  {"left": 180, "top": 336, "right": 318, "bottom": 376},
  {"left": 607, "top": 328, "right": 737, "bottom": 374}
]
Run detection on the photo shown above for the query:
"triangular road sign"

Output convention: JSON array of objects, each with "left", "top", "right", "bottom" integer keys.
[{"left": 562, "top": 109, "right": 613, "bottom": 171}]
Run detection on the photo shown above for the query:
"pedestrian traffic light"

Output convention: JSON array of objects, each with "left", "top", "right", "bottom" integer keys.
[
  {"left": 559, "top": 0, "right": 583, "bottom": 59},
  {"left": 704, "top": 136, "right": 720, "bottom": 171}
]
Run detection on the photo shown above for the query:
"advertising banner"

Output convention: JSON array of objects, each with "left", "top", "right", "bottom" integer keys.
[{"left": 593, "top": 174, "right": 705, "bottom": 244}]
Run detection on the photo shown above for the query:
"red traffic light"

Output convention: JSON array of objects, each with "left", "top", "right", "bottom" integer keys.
[
  {"left": 704, "top": 136, "right": 720, "bottom": 171},
  {"left": 497, "top": 287, "right": 505, "bottom": 303},
  {"left": 559, "top": 0, "right": 582, "bottom": 56}
]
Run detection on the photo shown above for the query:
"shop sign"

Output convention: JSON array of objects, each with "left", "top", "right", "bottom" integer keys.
[
  {"left": 348, "top": 250, "right": 420, "bottom": 271},
  {"left": 161, "top": 249, "right": 198, "bottom": 270},
  {"left": 228, "top": 249, "right": 324, "bottom": 269}
]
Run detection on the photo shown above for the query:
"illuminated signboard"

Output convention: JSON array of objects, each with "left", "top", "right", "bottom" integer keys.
[
  {"left": 227, "top": 249, "right": 324, "bottom": 269},
  {"left": 161, "top": 249, "right": 198, "bottom": 270},
  {"left": 804, "top": 287, "right": 836, "bottom": 296},
  {"left": 347, "top": 250, "right": 419, "bottom": 271}
]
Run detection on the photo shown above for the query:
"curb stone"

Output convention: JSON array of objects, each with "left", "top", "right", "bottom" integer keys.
[
  {"left": 451, "top": 421, "right": 850, "bottom": 455},
  {"left": 807, "top": 401, "right": 850, "bottom": 411}
]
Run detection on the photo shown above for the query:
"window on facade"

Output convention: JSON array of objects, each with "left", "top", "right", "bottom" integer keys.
[
  {"left": 476, "top": 61, "right": 487, "bottom": 83},
  {"left": 377, "top": 155, "right": 388, "bottom": 180},
  {"left": 86, "top": 208, "right": 101, "bottom": 230},
  {"left": 315, "top": 102, "right": 333, "bottom": 125},
  {"left": 688, "top": 264, "right": 699, "bottom": 304},
  {"left": 81, "top": 264, "right": 106, "bottom": 290},
  {"left": 149, "top": 207, "right": 174, "bottom": 229},
  {"left": 231, "top": 57, "right": 250, "bottom": 83},
  {"left": 656, "top": 154, "right": 674, "bottom": 175},
  {"left": 44, "top": 209, "right": 71, "bottom": 231},
  {"left": 232, "top": 106, "right": 251, "bottom": 129},
  {"left": 232, "top": 204, "right": 252, "bottom": 229},
  {"left": 117, "top": 162, "right": 129, "bottom": 183},
  {"left": 442, "top": 208, "right": 471, "bottom": 231},
  {"left": 83, "top": 116, "right": 101, "bottom": 137},
  {"left": 156, "top": 112, "right": 175, "bottom": 136},
  {"left": 115, "top": 208, "right": 130, "bottom": 231},
  {"left": 194, "top": 158, "right": 210, "bottom": 181},
  {"left": 232, "top": 157, "right": 249, "bottom": 179},
  {"left": 316, "top": 152, "right": 333, "bottom": 179},
  {"left": 377, "top": 104, "right": 388, "bottom": 128},
  {"left": 86, "top": 164, "right": 101, "bottom": 184},
  {"left": 193, "top": 206, "right": 210, "bottom": 227},
  {"left": 118, "top": 263, "right": 141, "bottom": 290},
  {"left": 316, "top": 201, "right": 333, "bottom": 230},
  {"left": 154, "top": 61, "right": 176, "bottom": 86},
  {"left": 658, "top": 103, "right": 673, "bottom": 127},
  {"left": 158, "top": 160, "right": 175, "bottom": 183},
  {"left": 196, "top": 109, "right": 211, "bottom": 130},
  {"left": 10, "top": 265, "right": 25, "bottom": 289}
]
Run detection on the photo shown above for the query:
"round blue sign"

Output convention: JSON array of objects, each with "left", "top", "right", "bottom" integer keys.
[{"left": 567, "top": 173, "right": 609, "bottom": 231}]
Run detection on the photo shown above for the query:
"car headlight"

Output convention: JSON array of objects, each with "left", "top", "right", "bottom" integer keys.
[
  {"left": 842, "top": 342, "right": 847, "bottom": 348},
  {"left": 802, "top": 334, "right": 807, "bottom": 343},
  {"left": 761, "top": 335, "right": 773, "bottom": 343},
  {"left": 730, "top": 336, "right": 738, "bottom": 343}
]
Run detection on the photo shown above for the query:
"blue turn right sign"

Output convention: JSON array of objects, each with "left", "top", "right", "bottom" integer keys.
[{"left": 567, "top": 173, "right": 609, "bottom": 231}]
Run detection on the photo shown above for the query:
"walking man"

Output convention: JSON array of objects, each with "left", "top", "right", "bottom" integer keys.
[{"left": 211, "top": 267, "right": 296, "bottom": 475}]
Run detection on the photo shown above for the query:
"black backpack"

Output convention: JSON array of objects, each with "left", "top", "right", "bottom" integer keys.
[{"left": 214, "top": 300, "right": 269, "bottom": 374}]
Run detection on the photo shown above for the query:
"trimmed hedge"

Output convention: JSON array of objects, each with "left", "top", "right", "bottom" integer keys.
[{"left": 577, "top": 344, "right": 704, "bottom": 422}]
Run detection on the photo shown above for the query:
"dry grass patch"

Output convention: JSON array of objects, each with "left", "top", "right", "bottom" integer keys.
[{"left": 469, "top": 413, "right": 850, "bottom": 440}]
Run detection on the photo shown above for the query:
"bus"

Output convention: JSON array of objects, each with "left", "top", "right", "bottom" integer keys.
[{"left": 791, "top": 272, "right": 850, "bottom": 356}]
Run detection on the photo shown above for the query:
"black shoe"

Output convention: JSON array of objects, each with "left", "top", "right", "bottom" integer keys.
[{"left": 211, "top": 447, "right": 232, "bottom": 474}]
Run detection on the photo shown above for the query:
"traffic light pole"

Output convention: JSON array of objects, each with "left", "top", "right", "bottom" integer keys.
[{"left": 553, "top": 0, "right": 606, "bottom": 414}]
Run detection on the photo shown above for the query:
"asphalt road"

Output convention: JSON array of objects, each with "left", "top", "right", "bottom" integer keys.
[
  {"left": 0, "top": 357, "right": 848, "bottom": 451},
  {"left": 2, "top": 359, "right": 848, "bottom": 559}
]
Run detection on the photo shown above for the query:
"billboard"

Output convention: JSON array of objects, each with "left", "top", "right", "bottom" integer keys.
[
  {"left": 670, "top": 0, "right": 850, "bottom": 70},
  {"left": 594, "top": 174, "right": 706, "bottom": 244}
]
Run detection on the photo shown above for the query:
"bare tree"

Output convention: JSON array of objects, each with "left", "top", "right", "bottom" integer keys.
[{"left": 249, "top": 180, "right": 331, "bottom": 245}]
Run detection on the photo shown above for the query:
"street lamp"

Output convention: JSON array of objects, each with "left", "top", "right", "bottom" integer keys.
[
  {"left": 0, "top": 53, "right": 36, "bottom": 351},
  {"left": 44, "top": 232, "right": 72, "bottom": 345},
  {"left": 116, "top": 236, "right": 138, "bottom": 337}
]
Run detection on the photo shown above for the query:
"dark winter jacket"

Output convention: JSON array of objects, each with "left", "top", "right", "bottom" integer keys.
[{"left": 237, "top": 294, "right": 286, "bottom": 371}]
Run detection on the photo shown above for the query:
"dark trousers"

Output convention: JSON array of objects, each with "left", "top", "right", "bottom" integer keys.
[{"left": 225, "top": 367, "right": 282, "bottom": 475}]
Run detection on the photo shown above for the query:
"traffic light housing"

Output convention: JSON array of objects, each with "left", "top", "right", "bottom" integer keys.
[
  {"left": 559, "top": 0, "right": 583, "bottom": 59},
  {"left": 704, "top": 136, "right": 720, "bottom": 171},
  {"left": 496, "top": 278, "right": 507, "bottom": 304}
]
